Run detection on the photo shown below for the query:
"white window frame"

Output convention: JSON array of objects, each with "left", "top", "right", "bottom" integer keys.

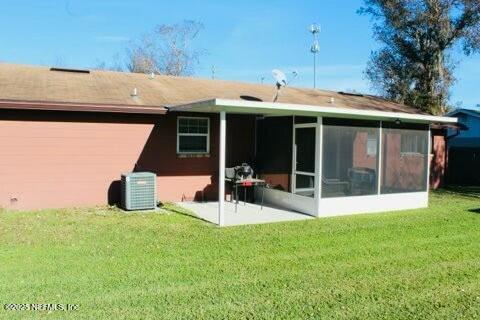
[
  {"left": 366, "top": 131, "right": 377, "bottom": 156},
  {"left": 177, "top": 116, "right": 210, "bottom": 154},
  {"left": 292, "top": 121, "right": 317, "bottom": 195}
]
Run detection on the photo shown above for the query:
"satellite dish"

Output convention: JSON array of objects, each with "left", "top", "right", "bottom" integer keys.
[
  {"left": 272, "top": 69, "right": 287, "bottom": 88},
  {"left": 272, "top": 69, "right": 288, "bottom": 102}
]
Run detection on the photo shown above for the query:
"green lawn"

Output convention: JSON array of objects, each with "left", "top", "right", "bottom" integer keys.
[{"left": 1, "top": 190, "right": 479, "bottom": 319}]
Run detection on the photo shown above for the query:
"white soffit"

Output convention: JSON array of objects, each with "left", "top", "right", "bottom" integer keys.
[{"left": 168, "top": 98, "right": 457, "bottom": 124}]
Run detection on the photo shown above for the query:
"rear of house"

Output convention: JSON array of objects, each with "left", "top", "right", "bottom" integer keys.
[{"left": 0, "top": 63, "right": 456, "bottom": 221}]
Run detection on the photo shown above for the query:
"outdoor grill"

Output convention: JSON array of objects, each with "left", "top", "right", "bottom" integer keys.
[
  {"left": 234, "top": 163, "right": 254, "bottom": 180},
  {"left": 225, "top": 163, "right": 265, "bottom": 212}
]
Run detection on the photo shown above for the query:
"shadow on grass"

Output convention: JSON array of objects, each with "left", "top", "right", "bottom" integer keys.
[
  {"left": 161, "top": 203, "right": 213, "bottom": 225},
  {"left": 467, "top": 208, "right": 480, "bottom": 214},
  {"left": 434, "top": 186, "right": 480, "bottom": 199}
]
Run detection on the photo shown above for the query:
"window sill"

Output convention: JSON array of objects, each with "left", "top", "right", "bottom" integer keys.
[
  {"left": 400, "top": 152, "right": 423, "bottom": 157},
  {"left": 177, "top": 153, "right": 211, "bottom": 159}
]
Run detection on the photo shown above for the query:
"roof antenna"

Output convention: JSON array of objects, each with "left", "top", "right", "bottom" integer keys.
[
  {"left": 290, "top": 70, "right": 298, "bottom": 85},
  {"left": 211, "top": 65, "right": 216, "bottom": 79},
  {"left": 310, "top": 23, "right": 321, "bottom": 89},
  {"left": 272, "top": 69, "right": 287, "bottom": 102}
]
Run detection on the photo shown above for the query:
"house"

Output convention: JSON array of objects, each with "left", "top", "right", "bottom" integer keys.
[
  {"left": 0, "top": 63, "right": 456, "bottom": 225},
  {"left": 445, "top": 108, "right": 480, "bottom": 185}
]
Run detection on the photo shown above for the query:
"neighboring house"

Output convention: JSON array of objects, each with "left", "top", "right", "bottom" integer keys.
[
  {"left": 0, "top": 63, "right": 456, "bottom": 223},
  {"left": 445, "top": 108, "right": 480, "bottom": 185}
]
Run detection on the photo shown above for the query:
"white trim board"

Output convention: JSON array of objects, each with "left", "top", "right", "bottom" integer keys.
[
  {"left": 255, "top": 187, "right": 428, "bottom": 218},
  {"left": 168, "top": 98, "right": 457, "bottom": 124},
  {"left": 318, "top": 192, "right": 428, "bottom": 217}
]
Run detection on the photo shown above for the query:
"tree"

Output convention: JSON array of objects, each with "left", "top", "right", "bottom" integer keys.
[
  {"left": 360, "top": 0, "right": 480, "bottom": 115},
  {"left": 93, "top": 54, "right": 125, "bottom": 72},
  {"left": 126, "top": 20, "right": 204, "bottom": 76}
]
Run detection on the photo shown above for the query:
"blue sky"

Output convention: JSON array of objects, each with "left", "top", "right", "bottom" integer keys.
[{"left": 1, "top": 0, "right": 479, "bottom": 107}]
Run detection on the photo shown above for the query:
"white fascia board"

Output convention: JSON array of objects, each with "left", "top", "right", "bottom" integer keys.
[{"left": 168, "top": 98, "right": 457, "bottom": 124}]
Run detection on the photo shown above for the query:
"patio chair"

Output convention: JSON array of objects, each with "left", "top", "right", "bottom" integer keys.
[
  {"left": 348, "top": 167, "right": 376, "bottom": 195},
  {"left": 225, "top": 167, "right": 236, "bottom": 202},
  {"left": 322, "top": 178, "right": 349, "bottom": 197}
]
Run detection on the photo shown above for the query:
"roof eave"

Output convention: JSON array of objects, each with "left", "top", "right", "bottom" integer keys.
[
  {"left": 0, "top": 99, "right": 167, "bottom": 115},
  {"left": 167, "top": 98, "right": 458, "bottom": 124}
]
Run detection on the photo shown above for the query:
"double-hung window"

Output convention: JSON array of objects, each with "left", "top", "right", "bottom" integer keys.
[
  {"left": 400, "top": 133, "right": 425, "bottom": 155},
  {"left": 177, "top": 117, "right": 210, "bottom": 154},
  {"left": 366, "top": 132, "right": 377, "bottom": 156}
]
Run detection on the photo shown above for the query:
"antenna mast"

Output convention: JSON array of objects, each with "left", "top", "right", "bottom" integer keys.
[
  {"left": 211, "top": 65, "right": 216, "bottom": 80},
  {"left": 310, "top": 23, "right": 320, "bottom": 89}
]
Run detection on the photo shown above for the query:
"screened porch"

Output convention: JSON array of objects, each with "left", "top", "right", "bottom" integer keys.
[
  {"left": 254, "top": 115, "right": 431, "bottom": 217},
  {"left": 169, "top": 98, "right": 456, "bottom": 226}
]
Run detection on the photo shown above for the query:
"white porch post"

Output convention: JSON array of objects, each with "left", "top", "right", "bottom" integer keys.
[
  {"left": 218, "top": 111, "right": 226, "bottom": 226},
  {"left": 314, "top": 116, "right": 323, "bottom": 216}
]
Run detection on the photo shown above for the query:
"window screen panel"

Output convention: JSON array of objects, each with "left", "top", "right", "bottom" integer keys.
[
  {"left": 178, "top": 118, "right": 208, "bottom": 134},
  {"left": 179, "top": 136, "right": 208, "bottom": 153},
  {"left": 381, "top": 125, "right": 428, "bottom": 194},
  {"left": 296, "top": 174, "right": 314, "bottom": 189},
  {"left": 295, "top": 174, "right": 315, "bottom": 198},
  {"left": 322, "top": 119, "right": 379, "bottom": 198},
  {"left": 295, "top": 127, "right": 316, "bottom": 173}
]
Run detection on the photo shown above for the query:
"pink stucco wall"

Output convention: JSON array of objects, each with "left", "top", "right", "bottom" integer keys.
[
  {"left": 0, "top": 116, "right": 153, "bottom": 209},
  {"left": 0, "top": 110, "right": 255, "bottom": 210}
]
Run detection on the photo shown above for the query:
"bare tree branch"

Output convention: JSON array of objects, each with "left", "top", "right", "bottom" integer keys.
[{"left": 126, "top": 20, "right": 205, "bottom": 76}]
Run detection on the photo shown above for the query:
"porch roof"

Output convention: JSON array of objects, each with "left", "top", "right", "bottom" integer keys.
[{"left": 168, "top": 98, "right": 457, "bottom": 124}]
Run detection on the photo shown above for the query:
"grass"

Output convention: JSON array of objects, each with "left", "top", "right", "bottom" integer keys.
[{"left": 0, "top": 190, "right": 479, "bottom": 319}]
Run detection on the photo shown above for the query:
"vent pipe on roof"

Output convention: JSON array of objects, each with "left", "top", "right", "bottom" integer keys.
[{"left": 131, "top": 88, "right": 138, "bottom": 97}]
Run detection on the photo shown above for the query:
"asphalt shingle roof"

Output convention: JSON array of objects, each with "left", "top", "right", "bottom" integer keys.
[{"left": 0, "top": 63, "right": 424, "bottom": 114}]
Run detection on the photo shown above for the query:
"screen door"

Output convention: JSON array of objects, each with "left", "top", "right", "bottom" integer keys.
[{"left": 293, "top": 125, "right": 316, "bottom": 197}]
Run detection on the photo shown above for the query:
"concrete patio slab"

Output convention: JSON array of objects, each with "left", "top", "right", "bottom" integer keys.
[{"left": 177, "top": 201, "right": 314, "bottom": 226}]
